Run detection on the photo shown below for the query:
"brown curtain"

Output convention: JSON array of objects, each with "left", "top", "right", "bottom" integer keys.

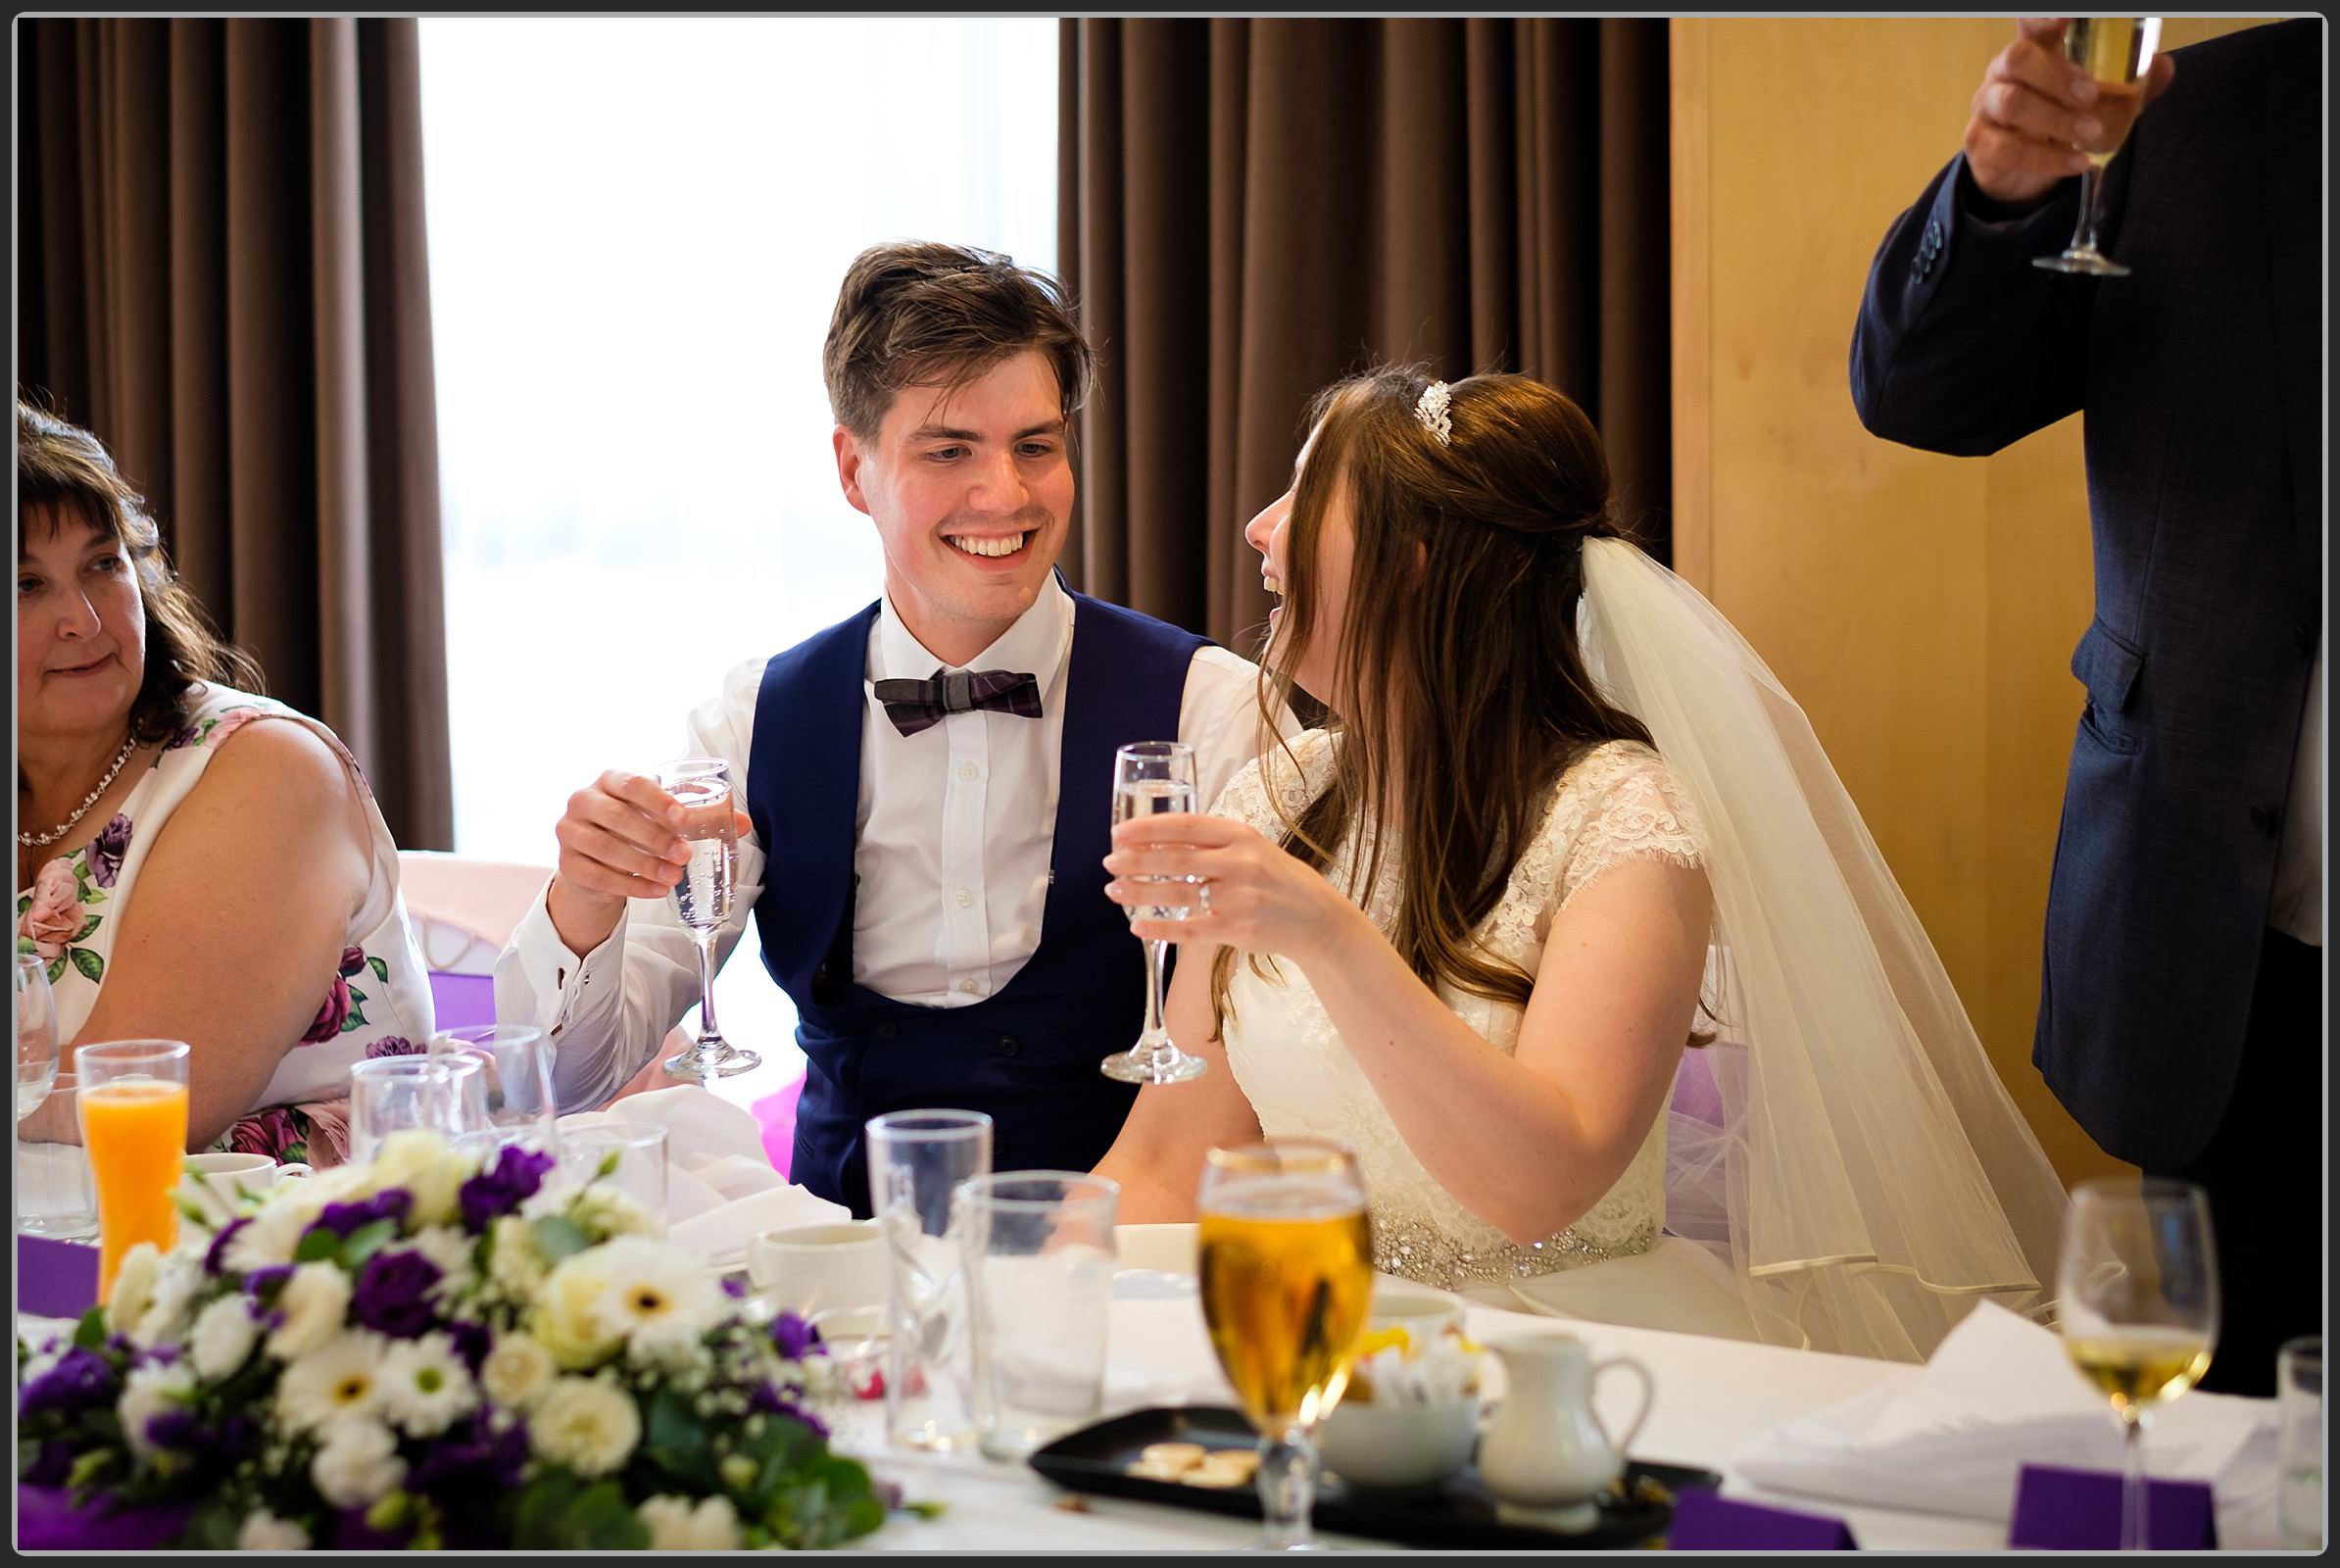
[
  {"left": 1060, "top": 18, "right": 1671, "bottom": 650},
  {"left": 21, "top": 18, "right": 454, "bottom": 850}
]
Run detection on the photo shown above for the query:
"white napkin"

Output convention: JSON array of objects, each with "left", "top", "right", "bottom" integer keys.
[
  {"left": 558, "top": 1087, "right": 849, "bottom": 1258},
  {"left": 1731, "top": 1299, "right": 2267, "bottom": 1522}
]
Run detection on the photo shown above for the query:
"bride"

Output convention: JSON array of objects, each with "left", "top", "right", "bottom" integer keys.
[{"left": 1091, "top": 368, "right": 2069, "bottom": 1363}]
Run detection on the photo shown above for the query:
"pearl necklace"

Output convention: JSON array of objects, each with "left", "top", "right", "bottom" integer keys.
[{"left": 18, "top": 733, "right": 139, "bottom": 848}]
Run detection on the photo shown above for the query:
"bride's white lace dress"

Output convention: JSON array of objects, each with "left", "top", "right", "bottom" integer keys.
[{"left": 1212, "top": 728, "right": 1757, "bottom": 1337}]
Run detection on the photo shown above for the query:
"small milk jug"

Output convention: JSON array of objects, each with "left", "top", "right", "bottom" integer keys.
[{"left": 1477, "top": 1333, "right": 1654, "bottom": 1531}]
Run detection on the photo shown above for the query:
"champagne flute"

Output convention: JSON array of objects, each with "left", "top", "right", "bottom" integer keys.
[
  {"left": 658, "top": 758, "right": 759, "bottom": 1081},
  {"left": 2057, "top": 1177, "right": 2218, "bottom": 1550},
  {"left": 2033, "top": 17, "right": 2164, "bottom": 277},
  {"left": 16, "top": 954, "right": 60, "bottom": 1122},
  {"left": 1099, "top": 741, "right": 1209, "bottom": 1085},
  {"left": 1198, "top": 1138, "right": 1374, "bottom": 1551}
]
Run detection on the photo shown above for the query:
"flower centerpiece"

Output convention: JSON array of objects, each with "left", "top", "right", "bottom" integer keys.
[{"left": 17, "top": 1131, "right": 900, "bottom": 1549}]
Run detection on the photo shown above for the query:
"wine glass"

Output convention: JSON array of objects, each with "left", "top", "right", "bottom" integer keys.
[
  {"left": 657, "top": 758, "right": 759, "bottom": 1081},
  {"left": 2057, "top": 1176, "right": 2218, "bottom": 1550},
  {"left": 1099, "top": 741, "right": 1209, "bottom": 1085},
  {"left": 16, "top": 954, "right": 60, "bottom": 1122},
  {"left": 1197, "top": 1137, "right": 1374, "bottom": 1551},
  {"left": 2033, "top": 17, "right": 2163, "bottom": 276}
]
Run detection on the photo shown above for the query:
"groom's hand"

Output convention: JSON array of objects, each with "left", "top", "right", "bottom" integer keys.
[
  {"left": 1964, "top": 19, "right": 2175, "bottom": 212},
  {"left": 546, "top": 770, "right": 746, "bottom": 956}
]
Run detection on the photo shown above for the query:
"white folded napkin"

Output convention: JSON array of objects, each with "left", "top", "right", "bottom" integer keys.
[
  {"left": 666, "top": 1184, "right": 853, "bottom": 1270},
  {"left": 1731, "top": 1299, "right": 2267, "bottom": 1523},
  {"left": 558, "top": 1087, "right": 848, "bottom": 1259}
]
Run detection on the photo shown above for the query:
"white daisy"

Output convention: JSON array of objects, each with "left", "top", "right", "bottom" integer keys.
[
  {"left": 638, "top": 1494, "right": 742, "bottom": 1550},
  {"left": 583, "top": 1236, "right": 721, "bottom": 1358},
  {"left": 275, "top": 1329, "right": 393, "bottom": 1434},
  {"left": 118, "top": 1360, "right": 196, "bottom": 1458},
  {"left": 189, "top": 1295, "right": 262, "bottom": 1381},
  {"left": 267, "top": 1261, "right": 353, "bottom": 1361},
  {"left": 528, "top": 1375, "right": 642, "bottom": 1478},
  {"left": 379, "top": 1332, "right": 478, "bottom": 1438},
  {"left": 310, "top": 1417, "right": 406, "bottom": 1509},
  {"left": 106, "top": 1243, "right": 161, "bottom": 1335},
  {"left": 478, "top": 1331, "right": 557, "bottom": 1410},
  {"left": 235, "top": 1510, "right": 313, "bottom": 1550}
]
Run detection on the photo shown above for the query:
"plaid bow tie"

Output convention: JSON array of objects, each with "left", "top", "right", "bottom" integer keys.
[{"left": 873, "top": 666, "right": 1043, "bottom": 738}]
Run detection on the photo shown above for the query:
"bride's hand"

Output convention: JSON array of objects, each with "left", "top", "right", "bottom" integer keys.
[{"left": 1103, "top": 813, "right": 1365, "bottom": 964}]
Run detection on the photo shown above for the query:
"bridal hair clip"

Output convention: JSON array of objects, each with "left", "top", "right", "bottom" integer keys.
[{"left": 1415, "top": 380, "right": 1452, "bottom": 446}]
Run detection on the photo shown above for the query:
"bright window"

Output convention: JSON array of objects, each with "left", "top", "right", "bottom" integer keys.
[{"left": 418, "top": 18, "right": 1059, "bottom": 1103}]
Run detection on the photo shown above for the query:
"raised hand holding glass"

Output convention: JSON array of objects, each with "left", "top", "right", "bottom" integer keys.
[{"left": 2034, "top": 18, "right": 2163, "bottom": 277}]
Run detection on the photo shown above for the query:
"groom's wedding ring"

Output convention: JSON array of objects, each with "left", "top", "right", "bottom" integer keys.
[{"left": 1197, "top": 879, "right": 1214, "bottom": 916}]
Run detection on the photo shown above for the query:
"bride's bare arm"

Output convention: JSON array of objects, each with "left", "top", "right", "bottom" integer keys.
[{"left": 1091, "top": 948, "right": 1263, "bottom": 1223}]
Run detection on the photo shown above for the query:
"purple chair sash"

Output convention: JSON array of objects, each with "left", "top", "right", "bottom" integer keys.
[{"left": 18, "top": 1233, "right": 100, "bottom": 1320}]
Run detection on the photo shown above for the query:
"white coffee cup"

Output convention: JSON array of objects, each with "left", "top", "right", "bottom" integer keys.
[
  {"left": 179, "top": 1151, "right": 312, "bottom": 1225},
  {"left": 747, "top": 1219, "right": 888, "bottom": 1318}
]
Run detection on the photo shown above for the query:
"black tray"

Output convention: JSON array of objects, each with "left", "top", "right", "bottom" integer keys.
[{"left": 1028, "top": 1405, "right": 1721, "bottom": 1550}]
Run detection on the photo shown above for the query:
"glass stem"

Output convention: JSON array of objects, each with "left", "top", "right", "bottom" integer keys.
[
  {"left": 694, "top": 932, "right": 722, "bottom": 1050},
  {"left": 2070, "top": 162, "right": 2107, "bottom": 257},
  {"left": 2120, "top": 1407, "right": 2149, "bottom": 1550},
  {"left": 1255, "top": 1427, "right": 1318, "bottom": 1550},
  {"left": 1143, "top": 938, "right": 1171, "bottom": 1063}
]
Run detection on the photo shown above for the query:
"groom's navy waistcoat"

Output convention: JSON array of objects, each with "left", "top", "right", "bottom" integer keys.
[{"left": 746, "top": 591, "right": 1209, "bottom": 1216}]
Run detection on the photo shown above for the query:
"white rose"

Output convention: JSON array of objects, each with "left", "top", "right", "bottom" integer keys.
[
  {"left": 133, "top": 1250, "right": 207, "bottom": 1348},
  {"left": 106, "top": 1242, "right": 161, "bottom": 1335},
  {"left": 222, "top": 1200, "right": 309, "bottom": 1273},
  {"left": 267, "top": 1262, "right": 353, "bottom": 1361},
  {"left": 529, "top": 1251, "right": 622, "bottom": 1371},
  {"left": 528, "top": 1376, "right": 641, "bottom": 1478},
  {"left": 310, "top": 1418, "right": 406, "bottom": 1509},
  {"left": 118, "top": 1361, "right": 196, "bottom": 1458},
  {"left": 638, "top": 1494, "right": 742, "bottom": 1550},
  {"left": 365, "top": 1130, "right": 465, "bottom": 1228},
  {"left": 235, "top": 1510, "right": 313, "bottom": 1550},
  {"left": 407, "top": 1225, "right": 477, "bottom": 1299},
  {"left": 189, "top": 1295, "right": 262, "bottom": 1381},
  {"left": 478, "top": 1331, "right": 557, "bottom": 1409}
]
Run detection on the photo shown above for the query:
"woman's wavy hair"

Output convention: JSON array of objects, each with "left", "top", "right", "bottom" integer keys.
[
  {"left": 18, "top": 395, "right": 263, "bottom": 744},
  {"left": 1212, "top": 368, "right": 1711, "bottom": 1045}
]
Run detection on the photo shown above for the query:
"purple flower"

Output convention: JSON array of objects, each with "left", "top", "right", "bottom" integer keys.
[
  {"left": 87, "top": 813, "right": 132, "bottom": 888},
  {"left": 217, "top": 1411, "right": 261, "bottom": 1462},
  {"left": 365, "top": 1035, "right": 420, "bottom": 1058},
  {"left": 308, "top": 1188, "right": 412, "bottom": 1242},
  {"left": 146, "top": 1406, "right": 204, "bottom": 1451},
  {"left": 205, "top": 1216, "right": 251, "bottom": 1276},
  {"left": 351, "top": 1249, "right": 444, "bottom": 1339},
  {"left": 748, "top": 1382, "right": 830, "bottom": 1441},
  {"left": 769, "top": 1311, "right": 823, "bottom": 1361},
  {"left": 245, "top": 1264, "right": 295, "bottom": 1302},
  {"left": 410, "top": 1410, "right": 529, "bottom": 1498},
  {"left": 24, "top": 1438, "right": 73, "bottom": 1486},
  {"left": 458, "top": 1144, "right": 555, "bottom": 1234},
  {"left": 20, "top": 1348, "right": 116, "bottom": 1417},
  {"left": 446, "top": 1317, "right": 493, "bottom": 1375},
  {"left": 721, "top": 1275, "right": 747, "bottom": 1298}
]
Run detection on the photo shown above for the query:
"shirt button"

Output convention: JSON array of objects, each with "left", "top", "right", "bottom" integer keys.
[
  {"left": 955, "top": 888, "right": 973, "bottom": 908},
  {"left": 998, "top": 1035, "right": 1021, "bottom": 1057},
  {"left": 958, "top": 978, "right": 982, "bottom": 996},
  {"left": 958, "top": 762, "right": 979, "bottom": 783}
]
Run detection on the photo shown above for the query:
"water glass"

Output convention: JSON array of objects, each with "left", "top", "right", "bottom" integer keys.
[
  {"left": 955, "top": 1171, "right": 1120, "bottom": 1459},
  {"left": 866, "top": 1108, "right": 994, "bottom": 1452},
  {"left": 16, "top": 954, "right": 60, "bottom": 1122},
  {"left": 557, "top": 1121, "right": 670, "bottom": 1220},
  {"left": 16, "top": 1071, "right": 97, "bottom": 1240},
  {"left": 74, "top": 1039, "right": 193, "bottom": 1303},
  {"left": 430, "top": 1025, "right": 556, "bottom": 1150},
  {"left": 348, "top": 1056, "right": 465, "bottom": 1166},
  {"left": 2279, "top": 1336, "right": 2324, "bottom": 1550}
]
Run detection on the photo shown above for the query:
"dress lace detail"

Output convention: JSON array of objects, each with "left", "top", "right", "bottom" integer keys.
[{"left": 1206, "top": 733, "right": 1706, "bottom": 1292}]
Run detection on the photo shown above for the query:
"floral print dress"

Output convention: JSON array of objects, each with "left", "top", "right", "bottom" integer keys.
[{"left": 15, "top": 683, "right": 434, "bottom": 1165}]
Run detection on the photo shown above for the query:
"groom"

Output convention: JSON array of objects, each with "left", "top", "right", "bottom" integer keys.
[{"left": 495, "top": 241, "right": 1277, "bottom": 1214}]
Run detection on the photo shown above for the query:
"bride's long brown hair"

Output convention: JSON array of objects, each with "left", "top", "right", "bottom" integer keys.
[{"left": 1211, "top": 368, "right": 1675, "bottom": 1040}]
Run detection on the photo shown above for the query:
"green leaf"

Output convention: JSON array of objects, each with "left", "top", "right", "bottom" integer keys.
[
  {"left": 16, "top": 894, "right": 29, "bottom": 917},
  {"left": 530, "top": 1214, "right": 592, "bottom": 1266},
  {"left": 512, "top": 1472, "right": 649, "bottom": 1550},
  {"left": 45, "top": 957, "right": 66, "bottom": 986},
  {"left": 340, "top": 1004, "right": 367, "bottom": 1032},
  {"left": 177, "top": 1498, "right": 247, "bottom": 1550},
  {"left": 368, "top": 956, "right": 389, "bottom": 985},
  {"left": 342, "top": 1217, "right": 398, "bottom": 1264},
  {"left": 70, "top": 947, "right": 104, "bottom": 984},
  {"left": 293, "top": 1227, "right": 344, "bottom": 1266},
  {"left": 66, "top": 1447, "right": 117, "bottom": 1491},
  {"left": 73, "top": 1307, "right": 108, "bottom": 1349},
  {"left": 73, "top": 914, "right": 101, "bottom": 943}
]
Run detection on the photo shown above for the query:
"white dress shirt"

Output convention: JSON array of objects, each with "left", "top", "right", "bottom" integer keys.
[{"left": 495, "top": 577, "right": 1290, "bottom": 1109}]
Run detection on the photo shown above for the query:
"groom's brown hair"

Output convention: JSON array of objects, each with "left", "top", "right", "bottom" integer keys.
[{"left": 822, "top": 241, "right": 1093, "bottom": 440}]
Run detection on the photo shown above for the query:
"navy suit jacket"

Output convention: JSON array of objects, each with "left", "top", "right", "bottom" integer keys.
[{"left": 1848, "top": 20, "right": 2321, "bottom": 1170}]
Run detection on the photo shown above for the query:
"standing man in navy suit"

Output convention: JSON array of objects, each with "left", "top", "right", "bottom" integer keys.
[
  {"left": 1849, "top": 19, "right": 2321, "bottom": 1396},
  {"left": 497, "top": 242, "right": 1285, "bottom": 1214}
]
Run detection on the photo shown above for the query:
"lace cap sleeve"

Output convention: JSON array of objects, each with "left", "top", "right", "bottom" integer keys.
[
  {"left": 1549, "top": 743, "right": 1707, "bottom": 915},
  {"left": 1206, "top": 729, "right": 1336, "bottom": 838}
]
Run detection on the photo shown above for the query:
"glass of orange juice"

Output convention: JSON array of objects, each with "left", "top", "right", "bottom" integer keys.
[{"left": 74, "top": 1039, "right": 192, "bottom": 1304}]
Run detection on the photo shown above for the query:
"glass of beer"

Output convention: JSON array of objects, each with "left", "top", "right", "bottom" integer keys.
[
  {"left": 1198, "top": 1137, "right": 1373, "bottom": 1551},
  {"left": 2057, "top": 1177, "right": 2218, "bottom": 1550},
  {"left": 2034, "top": 17, "right": 2164, "bottom": 276},
  {"left": 73, "top": 1039, "right": 193, "bottom": 1304}
]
